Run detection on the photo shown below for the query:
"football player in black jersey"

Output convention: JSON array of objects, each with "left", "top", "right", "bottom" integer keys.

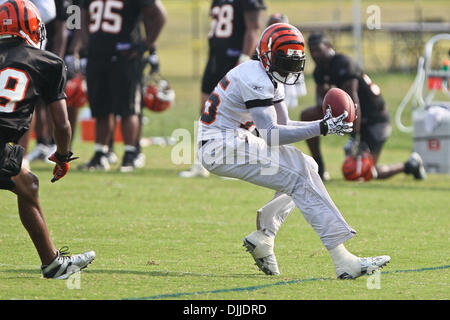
[
  {"left": 73, "top": 0, "right": 166, "bottom": 172},
  {"left": 300, "top": 32, "right": 426, "bottom": 181},
  {"left": 180, "top": 0, "right": 266, "bottom": 178},
  {"left": 24, "top": 0, "right": 70, "bottom": 166},
  {"left": 0, "top": 0, "right": 95, "bottom": 279}
]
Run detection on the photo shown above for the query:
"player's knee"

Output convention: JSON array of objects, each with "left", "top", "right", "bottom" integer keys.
[
  {"left": 300, "top": 105, "right": 322, "bottom": 121},
  {"left": 304, "top": 154, "right": 319, "bottom": 173},
  {"left": 17, "top": 170, "right": 40, "bottom": 198}
]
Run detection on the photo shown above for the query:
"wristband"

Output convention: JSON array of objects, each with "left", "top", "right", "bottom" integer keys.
[{"left": 320, "top": 121, "right": 328, "bottom": 136}]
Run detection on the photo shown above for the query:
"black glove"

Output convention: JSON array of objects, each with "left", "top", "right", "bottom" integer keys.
[{"left": 146, "top": 47, "right": 160, "bottom": 74}]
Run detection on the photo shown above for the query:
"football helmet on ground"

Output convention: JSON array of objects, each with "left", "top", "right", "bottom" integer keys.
[
  {"left": 143, "top": 73, "right": 175, "bottom": 112},
  {"left": 65, "top": 73, "right": 88, "bottom": 108}
]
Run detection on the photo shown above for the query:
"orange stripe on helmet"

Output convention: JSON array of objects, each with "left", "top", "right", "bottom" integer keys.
[{"left": 0, "top": 0, "right": 43, "bottom": 48}]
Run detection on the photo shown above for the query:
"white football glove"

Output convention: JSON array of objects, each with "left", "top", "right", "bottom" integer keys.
[{"left": 321, "top": 105, "right": 354, "bottom": 136}]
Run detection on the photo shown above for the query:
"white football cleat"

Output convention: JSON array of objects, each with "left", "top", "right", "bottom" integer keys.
[
  {"left": 25, "top": 143, "right": 49, "bottom": 162},
  {"left": 335, "top": 255, "right": 391, "bottom": 279},
  {"left": 243, "top": 230, "right": 280, "bottom": 275},
  {"left": 44, "top": 144, "right": 57, "bottom": 164},
  {"left": 178, "top": 163, "right": 210, "bottom": 178},
  {"left": 41, "top": 247, "right": 96, "bottom": 280},
  {"left": 106, "top": 151, "right": 118, "bottom": 165},
  {"left": 134, "top": 152, "right": 146, "bottom": 168}
]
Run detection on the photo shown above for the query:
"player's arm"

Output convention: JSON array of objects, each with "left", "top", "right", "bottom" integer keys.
[
  {"left": 249, "top": 105, "right": 322, "bottom": 145},
  {"left": 274, "top": 100, "right": 313, "bottom": 127},
  {"left": 44, "top": 59, "right": 77, "bottom": 182},
  {"left": 47, "top": 99, "right": 78, "bottom": 183},
  {"left": 48, "top": 99, "right": 71, "bottom": 156},
  {"left": 69, "top": 7, "right": 89, "bottom": 59},
  {"left": 316, "top": 83, "right": 329, "bottom": 108},
  {"left": 142, "top": 0, "right": 167, "bottom": 52},
  {"left": 240, "top": 9, "right": 264, "bottom": 63},
  {"left": 50, "top": 19, "right": 68, "bottom": 58},
  {"left": 250, "top": 103, "right": 353, "bottom": 145},
  {"left": 340, "top": 79, "right": 361, "bottom": 133}
]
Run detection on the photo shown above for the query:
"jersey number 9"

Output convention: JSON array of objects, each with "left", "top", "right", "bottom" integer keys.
[{"left": 0, "top": 68, "right": 30, "bottom": 114}]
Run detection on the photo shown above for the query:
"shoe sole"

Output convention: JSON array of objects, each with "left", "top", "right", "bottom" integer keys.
[
  {"left": 53, "top": 256, "right": 96, "bottom": 280},
  {"left": 338, "top": 259, "right": 390, "bottom": 280},
  {"left": 243, "top": 238, "right": 279, "bottom": 276},
  {"left": 119, "top": 166, "right": 135, "bottom": 173}
]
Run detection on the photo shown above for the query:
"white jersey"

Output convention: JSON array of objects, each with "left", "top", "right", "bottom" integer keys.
[
  {"left": 30, "top": 0, "right": 56, "bottom": 24},
  {"left": 198, "top": 60, "right": 284, "bottom": 141}
]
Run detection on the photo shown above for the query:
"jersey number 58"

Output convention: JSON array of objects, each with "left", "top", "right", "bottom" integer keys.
[{"left": 208, "top": 4, "right": 234, "bottom": 39}]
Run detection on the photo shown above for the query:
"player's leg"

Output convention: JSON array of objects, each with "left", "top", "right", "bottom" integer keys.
[
  {"left": 67, "top": 105, "right": 79, "bottom": 147},
  {"left": 120, "top": 114, "right": 140, "bottom": 172},
  {"left": 112, "top": 55, "right": 142, "bottom": 172},
  {"left": 4, "top": 149, "right": 95, "bottom": 279},
  {"left": 78, "top": 58, "right": 111, "bottom": 171},
  {"left": 256, "top": 192, "right": 295, "bottom": 238},
  {"left": 200, "top": 132, "right": 390, "bottom": 278},
  {"left": 364, "top": 122, "right": 426, "bottom": 180},
  {"left": 300, "top": 105, "right": 329, "bottom": 180},
  {"left": 25, "top": 102, "right": 54, "bottom": 163},
  {"left": 17, "top": 116, "right": 33, "bottom": 170},
  {"left": 243, "top": 192, "right": 295, "bottom": 275},
  {"left": 134, "top": 112, "right": 146, "bottom": 169},
  {"left": 179, "top": 58, "right": 217, "bottom": 178},
  {"left": 11, "top": 168, "right": 57, "bottom": 265}
]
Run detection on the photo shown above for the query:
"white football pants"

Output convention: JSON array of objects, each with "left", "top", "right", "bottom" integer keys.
[{"left": 199, "top": 129, "right": 356, "bottom": 250}]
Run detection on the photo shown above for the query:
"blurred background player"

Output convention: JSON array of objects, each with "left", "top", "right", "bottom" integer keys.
[
  {"left": 266, "top": 13, "right": 307, "bottom": 109},
  {"left": 74, "top": 0, "right": 166, "bottom": 172},
  {"left": 0, "top": 0, "right": 95, "bottom": 279},
  {"left": 300, "top": 32, "right": 426, "bottom": 181},
  {"left": 179, "top": 0, "right": 266, "bottom": 178}
]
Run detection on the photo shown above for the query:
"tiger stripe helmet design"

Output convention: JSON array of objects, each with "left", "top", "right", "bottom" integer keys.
[
  {"left": 257, "top": 23, "right": 306, "bottom": 85},
  {"left": 0, "top": 0, "right": 46, "bottom": 49}
]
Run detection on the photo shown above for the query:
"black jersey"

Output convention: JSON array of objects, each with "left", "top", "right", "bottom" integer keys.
[
  {"left": 313, "top": 54, "right": 389, "bottom": 124},
  {"left": 81, "top": 0, "right": 155, "bottom": 57},
  {"left": 208, "top": 0, "right": 266, "bottom": 58},
  {"left": 0, "top": 40, "right": 67, "bottom": 143}
]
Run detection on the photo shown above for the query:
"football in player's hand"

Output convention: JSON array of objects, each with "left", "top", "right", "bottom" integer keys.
[{"left": 322, "top": 88, "right": 356, "bottom": 122}]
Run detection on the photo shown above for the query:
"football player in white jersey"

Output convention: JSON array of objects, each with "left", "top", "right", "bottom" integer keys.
[{"left": 197, "top": 23, "right": 390, "bottom": 279}]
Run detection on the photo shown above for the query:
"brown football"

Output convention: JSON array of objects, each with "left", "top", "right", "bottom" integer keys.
[{"left": 322, "top": 88, "right": 356, "bottom": 122}]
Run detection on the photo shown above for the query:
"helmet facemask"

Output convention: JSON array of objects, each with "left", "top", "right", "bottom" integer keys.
[
  {"left": 256, "top": 23, "right": 307, "bottom": 85},
  {"left": 269, "top": 50, "right": 306, "bottom": 85}
]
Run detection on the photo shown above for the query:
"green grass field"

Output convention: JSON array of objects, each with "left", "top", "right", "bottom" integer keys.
[{"left": 0, "top": 70, "right": 449, "bottom": 300}]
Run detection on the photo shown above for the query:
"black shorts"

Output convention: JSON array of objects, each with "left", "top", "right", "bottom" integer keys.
[
  {"left": 201, "top": 53, "right": 238, "bottom": 94},
  {"left": 0, "top": 141, "right": 24, "bottom": 190},
  {"left": 360, "top": 121, "right": 392, "bottom": 154},
  {"left": 86, "top": 55, "right": 143, "bottom": 118}
]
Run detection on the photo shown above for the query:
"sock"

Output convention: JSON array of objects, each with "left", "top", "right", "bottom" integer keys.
[
  {"left": 124, "top": 145, "right": 137, "bottom": 153},
  {"left": 94, "top": 144, "right": 108, "bottom": 154},
  {"left": 328, "top": 244, "right": 359, "bottom": 274},
  {"left": 37, "top": 137, "right": 50, "bottom": 146}
]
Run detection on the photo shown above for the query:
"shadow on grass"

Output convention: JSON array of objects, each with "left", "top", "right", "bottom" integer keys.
[
  {"left": 2, "top": 268, "right": 270, "bottom": 279},
  {"left": 326, "top": 179, "right": 450, "bottom": 193},
  {"left": 30, "top": 166, "right": 194, "bottom": 179}
]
